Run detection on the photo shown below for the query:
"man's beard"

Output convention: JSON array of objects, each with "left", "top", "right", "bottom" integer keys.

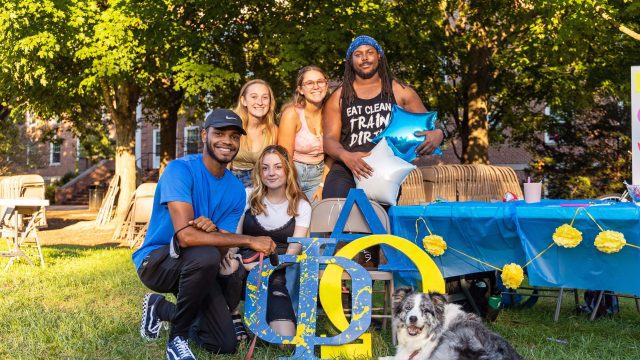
[
  {"left": 205, "top": 137, "right": 234, "bottom": 165},
  {"left": 354, "top": 63, "right": 379, "bottom": 79}
]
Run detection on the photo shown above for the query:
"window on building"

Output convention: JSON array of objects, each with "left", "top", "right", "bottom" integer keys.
[
  {"left": 544, "top": 132, "right": 558, "bottom": 145},
  {"left": 184, "top": 126, "right": 199, "bottom": 155},
  {"left": 50, "top": 139, "right": 62, "bottom": 165},
  {"left": 543, "top": 106, "right": 559, "bottom": 145},
  {"left": 77, "top": 138, "right": 88, "bottom": 159},
  {"left": 153, "top": 129, "right": 160, "bottom": 169},
  {"left": 26, "top": 141, "right": 37, "bottom": 166}
]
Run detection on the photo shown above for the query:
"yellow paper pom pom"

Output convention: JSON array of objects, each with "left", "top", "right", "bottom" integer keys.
[
  {"left": 501, "top": 263, "right": 524, "bottom": 290},
  {"left": 594, "top": 230, "right": 626, "bottom": 254},
  {"left": 552, "top": 224, "right": 583, "bottom": 248},
  {"left": 422, "top": 235, "right": 447, "bottom": 256}
]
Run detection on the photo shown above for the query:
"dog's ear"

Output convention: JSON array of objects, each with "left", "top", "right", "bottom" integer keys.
[
  {"left": 393, "top": 287, "right": 413, "bottom": 304},
  {"left": 429, "top": 292, "right": 448, "bottom": 314},
  {"left": 392, "top": 287, "right": 413, "bottom": 315}
]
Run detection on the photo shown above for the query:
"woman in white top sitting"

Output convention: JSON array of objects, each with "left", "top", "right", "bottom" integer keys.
[
  {"left": 221, "top": 145, "right": 311, "bottom": 338},
  {"left": 278, "top": 66, "right": 332, "bottom": 203}
]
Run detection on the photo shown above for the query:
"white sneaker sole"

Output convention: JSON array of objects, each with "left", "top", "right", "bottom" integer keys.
[{"left": 140, "top": 293, "right": 161, "bottom": 341}]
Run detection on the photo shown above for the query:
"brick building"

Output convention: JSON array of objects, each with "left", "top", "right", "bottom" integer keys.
[
  {"left": 24, "top": 106, "right": 533, "bottom": 187},
  {"left": 22, "top": 115, "right": 90, "bottom": 182},
  {"left": 135, "top": 116, "right": 203, "bottom": 172}
]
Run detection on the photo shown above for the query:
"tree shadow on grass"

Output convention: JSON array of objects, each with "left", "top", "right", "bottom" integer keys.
[
  {"left": 0, "top": 244, "right": 129, "bottom": 267},
  {"left": 45, "top": 217, "right": 89, "bottom": 230},
  {"left": 44, "top": 243, "right": 123, "bottom": 256}
]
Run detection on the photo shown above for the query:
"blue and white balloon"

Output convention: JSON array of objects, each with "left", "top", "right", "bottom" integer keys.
[
  {"left": 355, "top": 138, "right": 416, "bottom": 206},
  {"left": 372, "top": 105, "right": 443, "bottom": 162}
]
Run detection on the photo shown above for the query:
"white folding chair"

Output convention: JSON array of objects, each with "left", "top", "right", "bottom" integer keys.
[
  {"left": 126, "top": 183, "right": 156, "bottom": 248},
  {"left": 310, "top": 197, "right": 396, "bottom": 343}
]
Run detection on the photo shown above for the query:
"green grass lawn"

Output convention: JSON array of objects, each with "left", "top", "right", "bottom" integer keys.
[{"left": 1, "top": 246, "right": 639, "bottom": 359}]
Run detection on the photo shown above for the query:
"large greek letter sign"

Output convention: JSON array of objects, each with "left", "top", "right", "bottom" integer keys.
[
  {"left": 243, "top": 235, "right": 445, "bottom": 359},
  {"left": 244, "top": 189, "right": 445, "bottom": 359},
  {"left": 244, "top": 237, "right": 372, "bottom": 360}
]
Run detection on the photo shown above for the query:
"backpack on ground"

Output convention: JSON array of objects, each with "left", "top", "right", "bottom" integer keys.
[{"left": 581, "top": 290, "right": 619, "bottom": 319}]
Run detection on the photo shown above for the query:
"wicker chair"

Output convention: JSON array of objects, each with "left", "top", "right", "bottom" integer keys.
[
  {"left": 397, "top": 169, "right": 428, "bottom": 205},
  {"left": 420, "top": 164, "right": 523, "bottom": 202}
]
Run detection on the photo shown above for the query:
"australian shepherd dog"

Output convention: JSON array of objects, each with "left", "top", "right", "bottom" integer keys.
[{"left": 380, "top": 288, "right": 523, "bottom": 360}]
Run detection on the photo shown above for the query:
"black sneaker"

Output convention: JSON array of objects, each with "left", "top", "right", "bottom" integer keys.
[
  {"left": 166, "top": 336, "right": 196, "bottom": 360},
  {"left": 140, "top": 293, "right": 165, "bottom": 341},
  {"left": 231, "top": 314, "right": 248, "bottom": 341}
]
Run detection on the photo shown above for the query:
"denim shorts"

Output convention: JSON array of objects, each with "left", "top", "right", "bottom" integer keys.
[
  {"left": 294, "top": 161, "right": 323, "bottom": 203},
  {"left": 231, "top": 169, "right": 253, "bottom": 188}
]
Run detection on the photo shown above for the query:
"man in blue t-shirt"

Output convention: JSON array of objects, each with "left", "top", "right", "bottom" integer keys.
[{"left": 132, "top": 109, "right": 276, "bottom": 360}]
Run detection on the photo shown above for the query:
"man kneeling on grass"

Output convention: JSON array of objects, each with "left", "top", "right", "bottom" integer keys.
[{"left": 131, "top": 109, "right": 276, "bottom": 360}]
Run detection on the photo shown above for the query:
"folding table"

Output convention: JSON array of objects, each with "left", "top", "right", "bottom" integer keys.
[{"left": 0, "top": 198, "right": 49, "bottom": 269}]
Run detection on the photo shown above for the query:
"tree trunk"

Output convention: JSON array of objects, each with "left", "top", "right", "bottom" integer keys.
[
  {"left": 159, "top": 107, "right": 178, "bottom": 176},
  {"left": 114, "top": 121, "right": 137, "bottom": 221},
  {"left": 0, "top": 104, "right": 9, "bottom": 121},
  {"left": 158, "top": 83, "right": 184, "bottom": 176},
  {"left": 101, "top": 80, "right": 140, "bottom": 222},
  {"left": 462, "top": 45, "right": 491, "bottom": 164},
  {"left": 595, "top": 5, "right": 640, "bottom": 41}
]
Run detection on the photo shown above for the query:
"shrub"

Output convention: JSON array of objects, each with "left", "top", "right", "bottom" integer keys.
[
  {"left": 45, "top": 184, "right": 56, "bottom": 203},
  {"left": 57, "top": 171, "right": 78, "bottom": 186}
]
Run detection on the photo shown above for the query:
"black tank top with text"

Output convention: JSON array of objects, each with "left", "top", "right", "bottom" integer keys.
[{"left": 340, "top": 90, "right": 396, "bottom": 152}]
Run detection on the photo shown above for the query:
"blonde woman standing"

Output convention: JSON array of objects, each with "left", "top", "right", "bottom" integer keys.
[
  {"left": 278, "top": 66, "right": 332, "bottom": 203},
  {"left": 232, "top": 79, "right": 278, "bottom": 187}
]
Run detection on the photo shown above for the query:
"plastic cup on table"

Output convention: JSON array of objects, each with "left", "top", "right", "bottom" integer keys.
[{"left": 523, "top": 182, "right": 542, "bottom": 203}]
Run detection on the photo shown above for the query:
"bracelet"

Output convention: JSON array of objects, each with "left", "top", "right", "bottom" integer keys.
[
  {"left": 175, "top": 224, "right": 191, "bottom": 237},
  {"left": 318, "top": 182, "right": 324, "bottom": 188},
  {"left": 170, "top": 224, "right": 190, "bottom": 259}
]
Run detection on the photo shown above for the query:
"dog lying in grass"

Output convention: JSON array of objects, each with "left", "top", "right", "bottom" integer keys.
[{"left": 380, "top": 288, "right": 522, "bottom": 360}]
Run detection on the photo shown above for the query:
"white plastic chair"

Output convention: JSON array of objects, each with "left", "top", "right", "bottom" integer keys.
[{"left": 310, "top": 197, "right": 396, "bottom": 343}]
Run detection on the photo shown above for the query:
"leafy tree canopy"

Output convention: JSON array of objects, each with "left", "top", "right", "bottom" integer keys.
[{"left": 1, "top": 0, "right": 639, "bottom": 200}]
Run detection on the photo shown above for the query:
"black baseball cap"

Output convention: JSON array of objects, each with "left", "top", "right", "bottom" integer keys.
[{"left": 204, "top": 109, "right": 246, "bottom": 135}]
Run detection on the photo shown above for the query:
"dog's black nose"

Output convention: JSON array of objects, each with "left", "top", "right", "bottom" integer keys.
[{"left": 409, "top": 315, "right": 417, "bottom": 323}]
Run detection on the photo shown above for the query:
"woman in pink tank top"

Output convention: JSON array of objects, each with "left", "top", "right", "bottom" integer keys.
[{"left": 278, "top": 66, "right": 332, "bottom": 203}]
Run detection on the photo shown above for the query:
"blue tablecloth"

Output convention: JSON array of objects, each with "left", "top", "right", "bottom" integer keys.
[{"left": 389, "top": 200, "right": 640, "bottom": 295}]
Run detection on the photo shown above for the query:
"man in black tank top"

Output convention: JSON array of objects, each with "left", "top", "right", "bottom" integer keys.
[{"left": 323, "top": 35, "right": 444, "bottom": 199}]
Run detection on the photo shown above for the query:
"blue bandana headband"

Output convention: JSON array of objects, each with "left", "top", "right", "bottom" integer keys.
[{"left": 346, "top": 35, "right": 384, "bottom": 60}]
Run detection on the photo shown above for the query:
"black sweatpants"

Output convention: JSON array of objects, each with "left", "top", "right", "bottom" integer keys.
[
  {"left": 322, "top": 161, "right": 355, "bottom": 199},
  {"left": 137, "top": 245, "right": 238, "bottom": 354}
]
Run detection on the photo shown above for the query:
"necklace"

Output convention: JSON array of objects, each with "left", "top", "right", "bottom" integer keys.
[{"left": 303, "top": 109, "right": 322, "bottom": 135}]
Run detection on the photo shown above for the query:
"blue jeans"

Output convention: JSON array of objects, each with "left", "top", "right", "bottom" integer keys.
[
  {"left": 294, "top": 161, "right": 323, "bottom": 203},
  {"left": 231, "top": 169, "right": 253, "bottom": 188}
]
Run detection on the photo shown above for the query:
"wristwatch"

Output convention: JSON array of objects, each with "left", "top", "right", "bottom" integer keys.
[{"left": 169, "top": 235, "right": 181, "bottom": 259}]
